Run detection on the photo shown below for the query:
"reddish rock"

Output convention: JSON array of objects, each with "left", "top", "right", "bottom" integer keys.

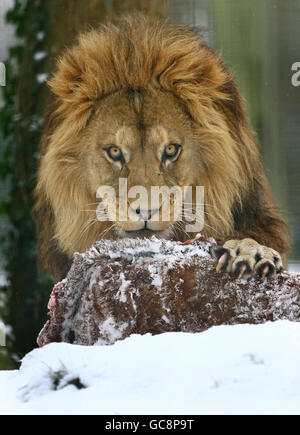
[{"left": 37, "top": 237, "right": 300, "bottom": 347}]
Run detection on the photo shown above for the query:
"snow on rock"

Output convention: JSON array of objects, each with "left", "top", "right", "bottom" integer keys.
[
  {"left": 37, "top": 236, "right": 300, "bottom": 348},
  {"left": 1, "top": 321, "right": 300, "bottom": 414}
]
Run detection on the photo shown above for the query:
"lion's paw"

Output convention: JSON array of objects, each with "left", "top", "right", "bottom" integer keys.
[{"left": 212, "top": 238, "right": 283, "bottom": 279}]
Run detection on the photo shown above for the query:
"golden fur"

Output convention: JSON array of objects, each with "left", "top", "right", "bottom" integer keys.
[{"left": 35, "top": 14, "right": 289, "bottom": 280}]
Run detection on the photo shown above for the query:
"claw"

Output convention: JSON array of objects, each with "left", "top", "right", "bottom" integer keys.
[
  {"left": 216, "top": 253, "right": 228, "bottom": 273},
  {"left": 238, "top": 264, "right": 247, "bottom": 279},
  {"left": 261, "top": 264, "right": 269, "bottom": 279},
  {"left": 207, "top": 237, "right": 217, "bottom": 246}
]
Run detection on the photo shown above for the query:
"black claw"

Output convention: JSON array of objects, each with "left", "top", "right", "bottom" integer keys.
[
  {"left": 255, "top": 252, "right": 262, "bottom": 263},
  {"left": 211, "top": 246, "right": 228, "bottom": 260},
  {"left": 234, "top": 260, "right": 252, "bottom": 277},
  {"left": 211, "top": 246, "right": 231, "bottom": 270},
  {"left": 256, "top": 261, "right": 275, "bottom": 278}
]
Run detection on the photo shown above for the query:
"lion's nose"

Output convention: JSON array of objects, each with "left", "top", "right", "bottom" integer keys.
[{"left": 135, "top": 207, "right": 159, "bottom": 221}]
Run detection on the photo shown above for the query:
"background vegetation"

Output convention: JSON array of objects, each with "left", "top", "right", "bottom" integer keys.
[{"left": 0, "top": 0, "right": 299, "bottom": 369}]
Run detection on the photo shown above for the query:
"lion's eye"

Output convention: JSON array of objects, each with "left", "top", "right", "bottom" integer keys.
[
  {"left": 106, "top": 146, "right": 124, "bottom": 162},
  {"left": 163, "top": 144, "right": 181, "bottom": 161}
]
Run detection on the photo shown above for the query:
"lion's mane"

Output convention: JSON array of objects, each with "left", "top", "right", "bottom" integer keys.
[{"left": 35, "top": 14, "right": 289, "bottom": 279}]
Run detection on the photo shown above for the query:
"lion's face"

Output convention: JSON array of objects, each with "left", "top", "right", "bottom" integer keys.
[
  {"left": 37, "top": 15, "right": 263, "bottom": 260},
  {"left": 82, "top": 88, "right": 200, "bottom": 240}
]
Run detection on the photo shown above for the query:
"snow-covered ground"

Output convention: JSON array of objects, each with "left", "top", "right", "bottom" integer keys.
[{"left": 1, "top": 320, "right": 300, "bottom": 415}]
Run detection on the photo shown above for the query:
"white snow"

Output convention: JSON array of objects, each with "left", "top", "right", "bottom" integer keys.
[
  {"left": 36, "top": 73, "right": 49, "bottom": 84},
  {"left": 1, "top": 320, "right": 300, "bottom": 415},
  {"left": 96, "top": 316, "right": 128, "bottom": 345},
  {"left": 36, "top": 31, "right": 45, "bottom": 41},
  {"left": 34, "top": 51, "right": 47, "bottom": 62},
  {"left": 116, "top": 273, "right": 131, "bottom": 303}
]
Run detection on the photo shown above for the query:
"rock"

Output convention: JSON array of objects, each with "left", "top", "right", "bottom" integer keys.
[{"left": 37, "top": 237, "right": 300, "bottom": 347}]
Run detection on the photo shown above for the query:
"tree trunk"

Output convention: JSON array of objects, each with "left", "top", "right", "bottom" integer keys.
[{"left": 45, "top": 0, "right": 168, "bottom": 70}]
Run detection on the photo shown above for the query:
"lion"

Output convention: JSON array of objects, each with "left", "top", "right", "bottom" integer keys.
[{"left": 35, "top": 14, "right": 289, "bottom": 282}]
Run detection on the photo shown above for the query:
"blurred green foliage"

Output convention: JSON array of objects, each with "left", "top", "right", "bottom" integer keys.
[
  {"left": 210, "top": 0, "right": 300, "bottom": 260},
  {"left": 0, "top": 0, "right": 169, "bottom": 370},
  {"left": 0, "top": 0, "right": 53, "bottom": 368}
]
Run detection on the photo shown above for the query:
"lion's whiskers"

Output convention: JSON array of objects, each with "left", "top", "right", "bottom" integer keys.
[
  {"left": 81, "top": 217, "right": 98, "bottom": 236},
  {"left": 179, "top": 206, "right": 222, "bottom": 237},
  {"left": 98, "top": 223, "right": 117, "bottom": 239},
  {"left": 172, "top": 220, "right": 192, "bottom": 241}
]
